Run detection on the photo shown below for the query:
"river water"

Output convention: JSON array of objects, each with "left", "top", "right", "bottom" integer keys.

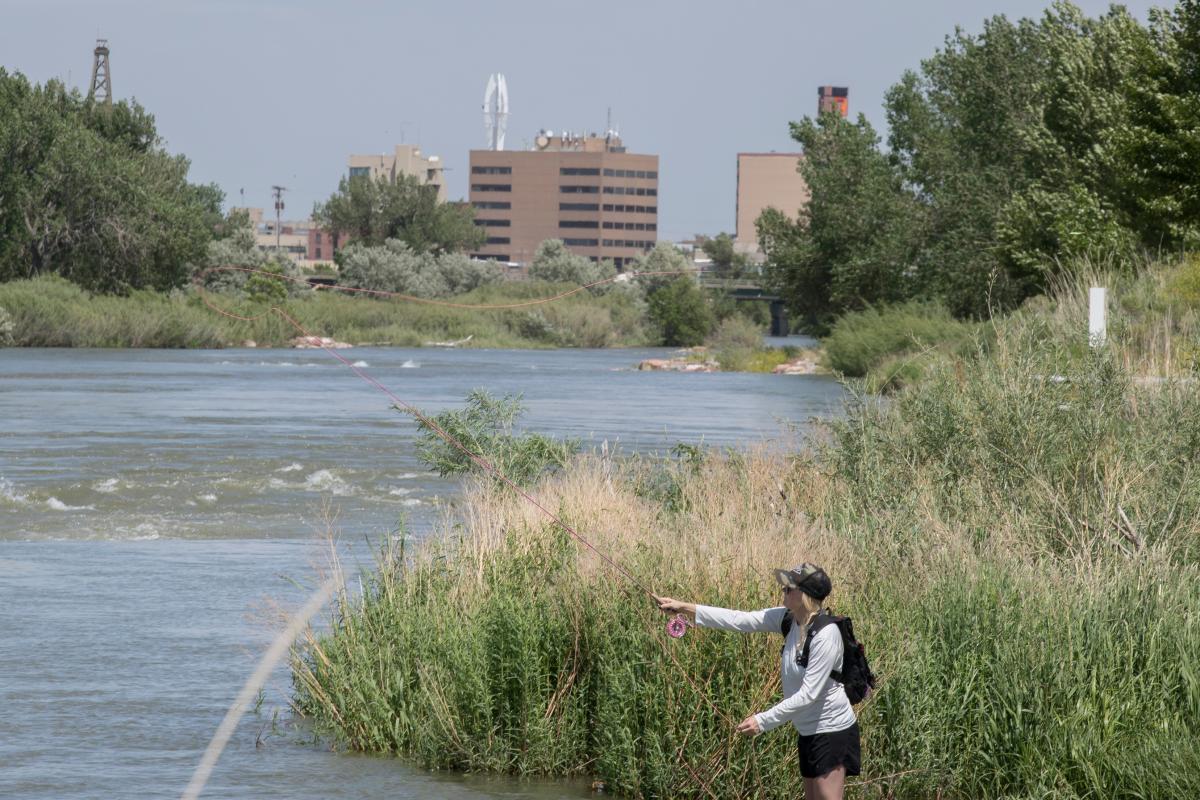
[{"left": 0, "top": 346, "right": 844, "bottom": 799}]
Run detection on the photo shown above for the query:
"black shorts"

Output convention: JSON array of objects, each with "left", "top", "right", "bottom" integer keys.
[{"left": 797, "top": 722, "right": 861, "bottom": 779}]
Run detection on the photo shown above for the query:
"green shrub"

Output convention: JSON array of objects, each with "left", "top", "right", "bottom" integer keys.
[
  {"left": 646, "top": 277, "right": 715, "bottom": 347},
  {"left": 528, "top": 239, "right": 616, "bottom": 290},
  {"left": 707, "top": 315, "right": 763, "bottom": 370},
  {"left": 823, "top": 301, "right": 978, "bottom": 377},
  {"left": 408, "top": 390, "right": 579, "bottom": 487},
  {"left": 1165, "top": 254, "right": 1200, "bottom": 311}
]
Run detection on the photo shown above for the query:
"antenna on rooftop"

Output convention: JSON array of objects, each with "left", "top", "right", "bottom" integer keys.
[{"left": 483, "top": 73, "right": 509, "bottom": 151}]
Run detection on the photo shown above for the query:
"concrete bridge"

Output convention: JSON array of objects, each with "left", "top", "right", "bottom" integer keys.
[{"left": 698, "top": 277, "right": 789, "bottom": 336}]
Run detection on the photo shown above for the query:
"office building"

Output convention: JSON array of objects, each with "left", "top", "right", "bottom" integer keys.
[
  {"left": 348, "top": 144, "right": 447, "bottom": 202},
  {"left": 734, "top": 153, "right": 809, "bottom": 254},
  {"left": 468, "top": 132, "right": 658, "bottom": 268}
]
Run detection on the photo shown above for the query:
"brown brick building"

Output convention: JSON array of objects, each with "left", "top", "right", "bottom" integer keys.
[
  {"left": 468, "top": 133, "right": 658, "bottom": 268},
  {"left": 734, "top": 152, "right": 810, "bottom": 255}
]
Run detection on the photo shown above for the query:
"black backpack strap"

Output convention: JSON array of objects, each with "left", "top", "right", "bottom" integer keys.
[
  {"left": 798, "top": 611, "right": 842, "bottom": 674},
  {"left": 780, "top": 610, "right": 794, "bottom": 638}
]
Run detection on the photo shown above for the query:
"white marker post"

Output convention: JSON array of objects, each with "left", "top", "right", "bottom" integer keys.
[{"left": 1089, "top": 287, "right": 1107, "bottom": 348}]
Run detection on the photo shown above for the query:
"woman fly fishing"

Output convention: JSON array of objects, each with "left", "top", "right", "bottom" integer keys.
[{"left": 657, "top": 563, "right": 861, "bottom": 800}]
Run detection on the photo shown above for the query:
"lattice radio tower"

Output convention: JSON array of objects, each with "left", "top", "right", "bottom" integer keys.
[{"left": 89, "top": 39, "right": 112, "bottom": 109}]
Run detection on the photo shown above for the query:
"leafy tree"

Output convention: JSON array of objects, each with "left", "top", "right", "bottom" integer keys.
[
  {"left": 699, "top": 233, "right": 750, "bottom": 278},
  {"left": 762, "top": 1, "right": 1198, "bottom": 323},
  {"left": 198, "top": 226, "right": 268, "bottom": 292},
  {"left": 195, "top": 219, "right": 303, "bottom": 297},
  {"left": 1117, "top": 0, "right": 1200, "bottom": 248},
  {"left": 337, "top": 238, "right": 502, "bottom": 298},
  {"left": 630, "top": 241, "right": 693, "bottom": 293},
  {"left": 527, "top": 239, "right": 616, "bottom": 289},
  {"left": 314, "top": 173, "right": 484, "bottom": 254},
  {"left": 436, "top": 251, "right": 504, "bottom": 295},
  {"left": 760, "top": 114, "right": 925, "bottom": 328},
  {"left": 0, "top": 70, "right": 221, "bottom": 293},
  {"left": 244, "top": 262, "right": 290, "bottom": 304},
  {"left": 646, "top": 276, "right": 715, "bottom": 346}
]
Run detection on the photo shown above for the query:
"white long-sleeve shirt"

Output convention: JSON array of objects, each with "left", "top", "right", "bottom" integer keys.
[{"left": 694, "top": 604, "right": 857, "bottom": 735}]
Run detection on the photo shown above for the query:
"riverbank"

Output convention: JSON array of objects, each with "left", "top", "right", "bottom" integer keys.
[
  {"left": 822, "top": 254, "right": 1200, "bottom": 393},
  {"left": 293, "top": 270, "right": 1200, "bottom": 798},
  {"left": 0, "top": 275, "right": 655, "bottom": 350}
]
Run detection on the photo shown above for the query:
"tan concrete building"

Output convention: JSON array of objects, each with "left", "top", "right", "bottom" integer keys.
[
  {"left": 734, "top": 152, "right": 809, "bottom": 255},
  {"left": 468, "top": 133, "right": 658, "bottom": 268},
  {"left": 233, "top": 207, "right": 340, "bottom": 267},
  {"left": 348, "top": 144, "right": 447, "bottom": 202}
]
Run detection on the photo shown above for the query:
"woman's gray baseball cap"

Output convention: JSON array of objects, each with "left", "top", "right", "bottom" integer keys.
[{"left": 773, "top": 563, "right": 832, "bottom": 600}]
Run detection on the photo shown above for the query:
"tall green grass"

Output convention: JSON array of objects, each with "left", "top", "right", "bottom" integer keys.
[
  {"left": 822, "top": 301, "right": 979, "bottom": 377},
  {"left": 0, "top": 275, "right": 654, "bottom": 348},
  {"left": 292, "top": 298, "right": 1200, "bottom": 797}
]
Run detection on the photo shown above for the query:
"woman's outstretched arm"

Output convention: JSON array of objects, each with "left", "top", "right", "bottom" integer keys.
[{"left": 657, "top": 596, "right": 786, "bottom": 633}]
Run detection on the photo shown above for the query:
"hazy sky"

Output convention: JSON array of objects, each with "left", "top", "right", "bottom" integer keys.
[{"left": 4, "top": 0, "right": 1160, "bottom": 241}]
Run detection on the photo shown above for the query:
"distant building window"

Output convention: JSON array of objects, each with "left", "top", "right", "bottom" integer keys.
[
  {"left": 560, "top": 220, "right": 599, "bottom": 228},
  {"left": 472, "top": 253, "right": 510, "bottom": 261},
  {"left": 560, "top": 167, "right": 600, "bottom": 176},
  {"left": 473, "top": 201, "right": 512, "bottom": 209},
  {"left": 560, "top": 185, "right": 600, "bottom": 194},
  {"left": 603, "top": 186, "right": 652, "bottom": 196},
  {"left": 601, "top": 221, "right": 656, "bottom": 231},
  {"left": 602, "top": 239, "right": 656, "bottom": 249},
  {"left": 602, "top": 203, "right": 657, "bottom": 214},
  {"left": 562, "top": 238, "right": 599, "bottom": 247},
  {"left": 316, "top": 248, "right": 322, "bottom": 259},
  {"left": 349, "top": 167, "right": 371, "bottom": 178},
  {"left": 474, "top": 219, "right": 511, "bottom": 227},
  {"left": 486, "top": 236, "right": 511, "bottom": 245},
  {"left": 471, "top": 166, "right": 512, "bottom": 174},
  {"left": 472, "top": 184, "right": 512, "bottom": 192},
  {"left": 560, "top": 202, "right": 599, "bottom": 211},
  {"left": 601, "top": 168, "right": 657, "bottom": 179}
]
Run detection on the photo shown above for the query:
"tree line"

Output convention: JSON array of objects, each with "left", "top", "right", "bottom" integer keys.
[
  {"left": 0, "top": 70, "right": 223, "bottom": 293},
  {"left": 760, "top": 0, "right": 1200, "bottom": 330},
  {"left": 0, "top": 67, "right": 487, "bottom": 296}
]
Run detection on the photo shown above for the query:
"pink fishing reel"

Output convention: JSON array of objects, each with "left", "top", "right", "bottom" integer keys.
[{"left": 667, "top": 614, "right": 689, "bottom": 638}]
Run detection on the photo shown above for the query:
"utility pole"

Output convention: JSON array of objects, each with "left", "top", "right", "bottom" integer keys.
[
  {"left": 88, "top": 39, "right": 112, "bottom": 110},
  {"left": 271, "top": 185, "right": 287, "bottom": 253}
]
